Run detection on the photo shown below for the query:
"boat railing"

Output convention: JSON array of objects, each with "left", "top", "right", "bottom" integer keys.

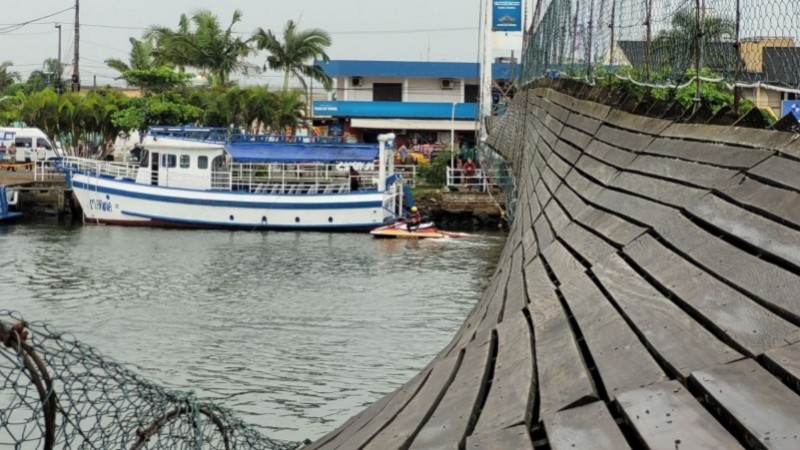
[
  {"left": 60, "top": 156, "right": 140, "bottom": 180},
  {"left": 229, "top": 163, "right": 384, "bottom": 194}
]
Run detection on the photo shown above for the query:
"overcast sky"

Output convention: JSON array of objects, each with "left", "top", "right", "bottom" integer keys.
[{"left": 1, "top": 0, "right": 531, "bottom": 88}]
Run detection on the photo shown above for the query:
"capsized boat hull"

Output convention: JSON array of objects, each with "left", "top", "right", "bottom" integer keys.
[{"left": 370, "top": 222, "right": 469, "bottom": 239}]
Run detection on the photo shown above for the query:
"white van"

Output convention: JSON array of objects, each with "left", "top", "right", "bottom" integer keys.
[{"left": 0, "top": 128, "right": 62, "bottom": 163}]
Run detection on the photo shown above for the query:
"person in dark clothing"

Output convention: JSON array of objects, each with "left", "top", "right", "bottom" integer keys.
[
  {"left": 407, "top": 206, "right": 421, "bottom": 232},
  {"left": 349, "top": 166, "right": 361, "bottom": 191}
]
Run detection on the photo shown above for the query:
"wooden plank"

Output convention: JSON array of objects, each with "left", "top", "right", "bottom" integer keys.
[
  {"left": 306, "top": 391, "right": 396, "bottom": 450},
  {"left": 644, "top": 137, "right": 771, "bottom": 169},
  {"left": 466, "top": 425, "right": 533, "bottom": 450},
  {"left": 721, "top": 178, "right": 800, "bottom": 229},
  {"left": 627, "top": 154, "right": 742, "bottom": 190},
  {"left": 533, "top": 214, "right": 555, "bottom": 251},
  {"left": 331, "top": 367, "right": 434, "bottom": 449},
  {"left": 590, "top": 186, "right": 677, "bottom": 229},
  {"left": 504, "top": 248, "right": 528, "bottom": 315},
  {"left": 585, "top": 139, "right": 638, "bottom": 168},
  {"left": 749, "top": 155, "right": 800, "bottom": 192},
  {"left": 544, "top": 99, "right": 571, "bottom": 124},
  {"left": 553, "top": 184, "right": 589, "bottom": 219},
  {"left": 687, "top": 193, "right": 800, "bottom": 269},
  {"left": 363, "top": 354, "right": 462, "bottom": 450},
  {"left": 540, "top": 164, "right": 562, "bottom": 197},
  {"left": 691, "top": 358, "right": 800, "bottom": 450},
  {"left": 546, "top": 401, "right": 630, "bottom": 450},
  {"left": 542, "top": 239, "right": 585, "bottom": 282},
  {"left": 559, "top": 124, "right": 593, "bottom": 151},
  {"left": 543, "top": 195, "right": 571, "bottom": 235},
  {"left": 558, "top": 272, "right": 667, "bottom": 398},
  {"left": 546, "top": 144, "right": 573, "bottom": 178},
  {"left": 558, "top": 223, "right": 617, "bottom": 266},
  {"left": 409, "top": 335, "right": 493, "bottom": 450},
  {"left": 592, "top": 254, "right": 742, "bottom": 379},
  {"left": 472, "top": 312, "right": 535, "bottom": 433},
  {"left": 564, "top": 113, "right": 602, "bottom": 136},
  {"left": 610, "top": 171, "right": 708, "bottom": 209},
  {"left": 624, "top": 234, "right": 800, "bottom": 357},
  {"left": 574, "top": 207, "right": 646, "bottom": 247},
  {"left": 594, "top": 125, "right": 655, "bottom": 152},
  {"left": 474, "top": 267, "right": 512, "bottom": 336},
  {"left": 564, "top": 165, "right": 604, "bottom": 202},
  {"left": 763, "top": 342, "right": 800, "bottom": 393},
  {"left": 575, "top": 154, "right": 621, "bottom": 186},
  {"left": 550, "top": 135, "right": 583, "bottom": 164},
  {"left": 604, "top": 109, "right": 672, "bottom": 136},
  {"left": 524, "top": 257, "right": 597, "bottom": 418},
  {"left": 655, "top": 214, "right": 800, "bottom": 325},
  {"left": 617, "top": 380, "right": 744, "bottom": 450}
]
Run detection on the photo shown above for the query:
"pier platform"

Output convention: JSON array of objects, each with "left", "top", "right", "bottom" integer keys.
[{"left": 307, "top": 87, "right": 800, "bottom": 449}]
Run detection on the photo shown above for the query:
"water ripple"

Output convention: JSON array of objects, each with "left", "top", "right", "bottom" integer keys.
[{"left": 0, "top": 223, "right": 504, "bottom": 441}]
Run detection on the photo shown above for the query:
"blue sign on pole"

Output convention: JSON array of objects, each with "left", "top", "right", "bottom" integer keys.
[
  {"left": 781, "top": 100, "right": 800, "bottom": 122},
  {"left": 492, "top": 1, "right": 523, "bottom": 32}
]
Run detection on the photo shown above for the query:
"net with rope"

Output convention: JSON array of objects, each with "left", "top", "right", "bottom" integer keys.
[{"left": 0, "top": 310, "right": 301, "bottom": 450}]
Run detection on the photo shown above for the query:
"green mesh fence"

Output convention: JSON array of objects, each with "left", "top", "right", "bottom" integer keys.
[
  {"left": 521, "top": 0, "right": 800, "bottom": 101},
  {"left": 0, "top": 310, "right": 301, "bottom": 450}
]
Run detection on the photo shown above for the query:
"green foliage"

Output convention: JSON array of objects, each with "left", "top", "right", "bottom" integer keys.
[
  {"left": 146, "top": 9, "right": 253, "bottom": 87},
  {"left": 121, "top": 67, "right": 191, "bottom": 94},
  {"left": 418, "top": 150, "right": 453, "bottom": 186},
  {"left": 253, "top": 20, "right": 333, "bottom": 91}
]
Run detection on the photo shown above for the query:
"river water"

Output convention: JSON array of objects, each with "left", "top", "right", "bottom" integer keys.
[{"left": 0, "top": 221, "right": 505, "bottom": 442}]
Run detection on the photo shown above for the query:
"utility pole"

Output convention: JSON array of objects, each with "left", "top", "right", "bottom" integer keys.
[
  {"left": 55, "top": 24, "right": 62, "bottom": 93},
  {"left": 72, "top": 0, "right": 80, "bottom": 92},
  {"left": 479, "top": 0, "right": 493, "bottom": 146}
]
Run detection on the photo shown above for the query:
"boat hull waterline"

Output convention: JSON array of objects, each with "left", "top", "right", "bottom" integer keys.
[{"left": 72, "top": 173, "right": 391, "bottom": 230}]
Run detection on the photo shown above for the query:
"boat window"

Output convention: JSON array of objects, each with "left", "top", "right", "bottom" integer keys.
[
  {"left": 161, "top": 154, "right": 176, "bottom": 168},
  {"left": 198, "top": 156, "right": 208, "bottom": 169},
  {"left": 180, "top": 154, "right": 190, "bottom": 169},
  {"left": 139, "top": 150, "right": 149, "bottom": 167}
]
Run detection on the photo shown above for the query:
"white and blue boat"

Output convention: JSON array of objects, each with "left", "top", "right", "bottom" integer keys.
[
  {"left": 63, "top": 130, "right": 405, "bottom": 230},
  {"left": 0, "top": 186, "right": 22, "bottom": 222}
]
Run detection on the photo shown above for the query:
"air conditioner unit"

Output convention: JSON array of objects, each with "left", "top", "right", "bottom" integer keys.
[
  {"left": 440, "top": 78, "right": 455, "bottom": 90},
  {"left": 352, "top": 77, "right": 363, "bottom": 87}
]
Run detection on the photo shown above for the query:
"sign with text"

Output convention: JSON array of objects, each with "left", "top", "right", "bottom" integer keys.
[
  {"left": 781, "top": 100, "right": 800, "bottom": 121},
  {"left": 492, "top": 0, "right": 522, "bottom": 32}
]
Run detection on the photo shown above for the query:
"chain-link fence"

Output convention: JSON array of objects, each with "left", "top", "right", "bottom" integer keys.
[
  {"left": 0, "top": 310, "right": 301, "bottom": 450},
  {"left": 521, "top": 0, "right": 800, "bottom": 117}
]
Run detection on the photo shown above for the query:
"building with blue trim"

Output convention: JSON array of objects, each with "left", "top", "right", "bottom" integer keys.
[{"left": 311, "top": 60, "right": 514, "bottom": 146}]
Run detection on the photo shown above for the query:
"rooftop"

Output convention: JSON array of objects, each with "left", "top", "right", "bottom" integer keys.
[{"left": 317, "top": 60, "right": 515, "bottom": 80}]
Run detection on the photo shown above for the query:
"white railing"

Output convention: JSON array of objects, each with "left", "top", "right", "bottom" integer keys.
[
  {"left": 445, "top": 167, "right": 509, "bottom": 192},
  {"left": 393, "top": 164, "right": 419, "bottom": 187},
  {"left": 60, "top": 157, "right": 140, "bottom": 180}
]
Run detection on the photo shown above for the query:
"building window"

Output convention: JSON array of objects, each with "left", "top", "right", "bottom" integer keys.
[
  {"left": 373, "top": 83, "right": 402, "bottom": 102},
  {"left": 465, "top": 84, "right": 479, "bottom": 103},
  {"left": 198, "top": 156, "right": 208, "bottom": 169},
  {"left": 784, "top": 92, "right": 799, "bottom": 101},
  {"left": 180, "top": 155, "right": 190, "bottom": 168}
]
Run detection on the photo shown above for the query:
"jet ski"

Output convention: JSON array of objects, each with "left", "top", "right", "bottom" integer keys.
[{"left": 370, "top": 221, "right": 469, "bottom": 239}]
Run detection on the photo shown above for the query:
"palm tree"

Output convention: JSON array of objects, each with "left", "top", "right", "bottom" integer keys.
[
  {"left": 105, "top": 37, "right": 157, "bottom": 74},
  {"left": 147, "top": 9, "right": 253, "bottom": 87},
  {"left": 253, "top": 20, "right": 333, "bottom": 92},
  {"left": 0, "top": 61, "right": 21, "bottom": 92},
  {"left": 652, "top": 7, "right": 736, "bottom": 78}
]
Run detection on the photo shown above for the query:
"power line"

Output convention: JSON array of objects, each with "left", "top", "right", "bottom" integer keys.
[{"left": 0, "top": 7, "right": 74, "bottom": 34}]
